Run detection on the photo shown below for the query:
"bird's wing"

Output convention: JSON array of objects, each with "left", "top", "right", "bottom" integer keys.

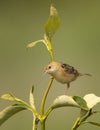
[{"left": 61, "top": 63, "right": 79, "bottom": 76}]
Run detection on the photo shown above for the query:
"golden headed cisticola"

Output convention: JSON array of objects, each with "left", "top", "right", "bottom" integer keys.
[{"left": 44, "top": 61, "right": 91, "bottom": 89}]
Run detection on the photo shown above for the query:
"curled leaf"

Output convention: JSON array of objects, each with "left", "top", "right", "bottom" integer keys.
[
  {"left": 1, "top": 93, "right": 30, "bottom": 109},
  {"left": 1, "top": 93, "right": 38, "bottom": 115},
  {"left": 26, "top": 36, "right": 53, "bottom": 60},
  {"left": 84, "top": 94, "right": 100, "bottom": 109},
  {"left": 1, "top": 93, "right": 17, "bottom": 101},
  {"left": 29, "top": 86, "right": 36, "bottom": 110},
  {"left": 51, "top": 95, "right": 80, "bottom": 109},
  {"left": 51, "top": 95, "right": 89, "bottom": 111},
  {"left": 0, "top": 105, "right": 26, "bottom": 126},
  {"left": 26, "top": 39, "right": 44, "bottom": 48}
]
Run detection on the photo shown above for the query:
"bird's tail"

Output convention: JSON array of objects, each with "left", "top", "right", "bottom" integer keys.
[{"left": 79, "top": 73, "right": 92, "bottom": 77}]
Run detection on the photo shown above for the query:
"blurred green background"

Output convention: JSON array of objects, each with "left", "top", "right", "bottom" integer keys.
[{"left": 0, "top": 0, "right": 100, "bottom": 130}]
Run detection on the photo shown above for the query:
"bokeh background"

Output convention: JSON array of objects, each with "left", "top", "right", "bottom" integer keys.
[{"left": 0, "top": 0, "right": 100, "bottom": 130}]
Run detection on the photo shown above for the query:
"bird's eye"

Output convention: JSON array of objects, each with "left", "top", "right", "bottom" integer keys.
[{"left": 48, "top": 66, "right": 51, "bottom": 69}]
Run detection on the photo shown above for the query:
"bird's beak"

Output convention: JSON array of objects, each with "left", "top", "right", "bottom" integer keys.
[
  {"left": 43, "top": 69, "right": 48, "bottom": 76},
  {"left": 43, "top": 70, "right": 47, "bottom": 74}
]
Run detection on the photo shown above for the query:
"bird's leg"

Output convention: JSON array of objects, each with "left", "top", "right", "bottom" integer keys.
[{"left": 65, "top": 83, "right": 70, "bottom": 94}]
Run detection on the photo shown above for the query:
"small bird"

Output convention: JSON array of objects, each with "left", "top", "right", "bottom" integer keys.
[{"left": 44, "top": 61, "right": 91, "bottom": 89}]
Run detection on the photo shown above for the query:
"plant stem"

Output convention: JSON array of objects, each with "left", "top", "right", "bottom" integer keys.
[
  {"left": 32, "top": 115, "right": 39, "bottom": 130},
  {"left": 45, "top": 107, "right": 52, "bottom": 119},
  {"left": 41, "top": 120, "right": 46, "bottom": 130},
  {"left": 40, "top": 78, "right": 54, "bottom": 115},
  {"left": 72, "top": 117, "right": 80, "bottom": 130},
  {"left": 72, "top": 110, "right": 93, "bottom": 130}
]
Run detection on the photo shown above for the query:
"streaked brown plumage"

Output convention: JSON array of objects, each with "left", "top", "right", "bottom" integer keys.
[{"left": 44, "top": 61, "right": 91, "bottom": 89}]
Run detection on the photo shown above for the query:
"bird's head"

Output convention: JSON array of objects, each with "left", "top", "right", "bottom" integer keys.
[{"left": 44, "top": 61, "right": 60, "bottom": 75}]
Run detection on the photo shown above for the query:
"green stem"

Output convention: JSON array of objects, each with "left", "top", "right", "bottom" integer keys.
[
  {"left": 72, "top": 110, "right": 93, "bottom": 130},
  {"left": 41, "top": 120, "right": 46, "bottom": 130},
  {"left": 32, "top": 115, "right": 39, "bottom": 130},
  {"left": 43, "top": 34, "right": 54, "bottom": 61},
  {"left": 40, "top": 78, "right": 54, "bottom": 115},
  {"left": 72, "top": 117, "right": 80, "bottom": 130},
  {"left": 45, "top": 107, "right": 52, "bottom": 119}
]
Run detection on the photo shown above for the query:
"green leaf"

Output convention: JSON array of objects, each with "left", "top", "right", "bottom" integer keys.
[
  {"left": 26, "top": 37, "right": 53, "bottom": 60},
  {"left": 0, "top": 105, "right": 26, "bottom": 126},
  {"left": 29, "top": 86, "right": 36, "bottom": 110},
  {"left": 13, "top": 103, "right": 30, "bottom": 109},
  {"left": 50, "top": 95, "right": 89, "bottom": 111},
  {"left": 1, "top": 93, "right": 31, "bottom": 110},
  {"left": 1, "top": 93, "right": 16, "bottom": 101},
  {"left": 1, "top": 93, "right": 27, "bottom": 105},
  {"left": 26, "top": 39, "right": 44, "bottom": 48},
  {"left": 73, "top": 96, "right": 88, "bottom": 110},
  {"left": 45, "top": 4, "right": 60, "bottom": 40},
  {"left": 45, "top": 95, "right": 83, "bottom": 119},
  {"left": 84, "top": 94, "right": 100, "bottom": 109},
  {"left": 51, "top": 95, "right": 80, "bottom": 109}
]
